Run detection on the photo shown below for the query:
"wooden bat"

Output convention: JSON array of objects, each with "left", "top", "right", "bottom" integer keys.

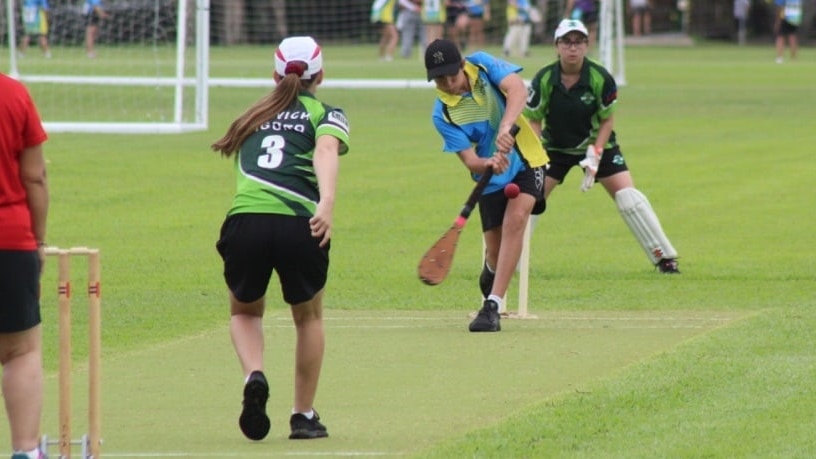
[{"left": 418, "top": 125, "right": 519, "bottom": 285}]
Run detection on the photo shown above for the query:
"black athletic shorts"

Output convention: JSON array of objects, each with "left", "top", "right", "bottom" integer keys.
[
  {"left": 216, "top": 213, "right": 330, "bottom": 305},
  {"left": 0, "top": 250, "right": 41, "bottom": 333},
  {"left": 545, "top": 146, "right": 629, "bottom": 184},
  {"left": 778, "top": 20, "right": 798, "bottom": 36},
  {"left": 478, "top": 166, "right": 546, "bottom": 232},
  {"left": 579, "top": 10, "right": 599, "bottom": 26},
  {"left": 85, "top": 12, "right": 101, "bottom": 27},
  {"left": 446, "top": 5, "right": 467, "bottom": 26}
]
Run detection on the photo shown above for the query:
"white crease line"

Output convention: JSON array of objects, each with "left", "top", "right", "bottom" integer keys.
[
  {"left": 101, "top": 452, "right": 402, "bottom": 457},
  {"left": 267, "top": 316, "right": 737, "bottom": 323},
  {"left": 263, "top": 314, "right": 738, "bottom": 330},
  {"left": 269, "top": 325, "right": 717, "bottom": 330}
]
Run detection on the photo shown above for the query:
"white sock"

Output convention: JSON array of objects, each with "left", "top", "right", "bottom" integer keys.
[
  {"left": 484, "top": 262, "right": 495, "bottom": 274},
  {"left": 487, "top": 295, "right": 504, "bottom": 311},
  {"left": 292, "top": 408, "right": 314, "bottom": 419}
]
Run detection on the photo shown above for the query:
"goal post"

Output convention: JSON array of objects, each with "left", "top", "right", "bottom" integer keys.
[
  {"left": 598, "top": 0, "right": 626, "bottom": 86},
  {"left": 4, "top": 0, "right": 210, "bottom": 134},
  {"left": 4, "top": 0, "right": 19, "bottom": 77}
]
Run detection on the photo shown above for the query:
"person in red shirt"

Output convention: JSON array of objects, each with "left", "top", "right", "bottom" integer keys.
[{"left": 0, "top": 72, "right": 49, "bottom": 459}]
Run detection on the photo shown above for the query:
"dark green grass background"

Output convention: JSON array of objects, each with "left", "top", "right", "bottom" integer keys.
[{"left": 1, "top": 43, "right": 815, "bottom": 457}]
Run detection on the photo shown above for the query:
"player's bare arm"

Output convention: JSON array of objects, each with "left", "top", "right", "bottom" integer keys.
[
  {"left": 496, "top": 73, "right": 527, "bottom": 154},
  {"left": 595, "top": 114, "right": 614, "bottom": 151},
  {"left": 457, "top": 146, "right": 509, "bottom": 175},
  {"left": 311, "top": 135, "right": 340, "bottom": 247}
]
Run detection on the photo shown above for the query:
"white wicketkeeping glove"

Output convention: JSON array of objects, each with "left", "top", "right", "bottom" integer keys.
[{"left": 578, "top": 145, "right": 601, "bottom": 192}]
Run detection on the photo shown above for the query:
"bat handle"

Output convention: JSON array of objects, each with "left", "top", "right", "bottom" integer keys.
[
  {"left": 459, "top": 125, "right": 520, "bottom": 219},
  {"left": 461, "top": 169, "right": 493, "bottom": 220}
]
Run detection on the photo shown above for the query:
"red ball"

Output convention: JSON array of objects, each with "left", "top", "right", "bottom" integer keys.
[{"left": 504, "top": 183, "right": 520, "bottom": 199}]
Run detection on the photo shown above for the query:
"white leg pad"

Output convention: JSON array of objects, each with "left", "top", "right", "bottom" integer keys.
[{"left": 615, "top": 187, "right": 677, "bottom": 264}]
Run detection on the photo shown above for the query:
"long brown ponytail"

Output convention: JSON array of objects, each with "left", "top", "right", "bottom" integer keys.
[{"left": 211, "top": 65, "right": 319, "bottom": 157}]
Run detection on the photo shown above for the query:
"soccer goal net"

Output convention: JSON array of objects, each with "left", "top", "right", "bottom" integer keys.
[{"left": 2, "top": 0, "right": 209, "bottom": 134}]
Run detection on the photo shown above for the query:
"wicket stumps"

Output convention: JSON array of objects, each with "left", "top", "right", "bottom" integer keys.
[{"left": 41, "top": 247, "right": 102, "bottom": 459}]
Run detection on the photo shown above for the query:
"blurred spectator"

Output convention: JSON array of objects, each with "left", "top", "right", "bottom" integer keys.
[
  {"left": 397, "top": 0, "right": 423, "bottom": 58},
  {"left": 503, "top": 0, "right": 532, "bottom": 58},
  {"left": 422, "top": 0, "right": 446, "bottom": 46},
  {"left": 734, "top": 0, "right": 749, "bottom": 45},
  {"left": 629, "top": 0, "right": 651, "bottom": 36},
  {"left": 446, "top": 1, "right": 469, "bottom": 50},
  {"left": 773, "top": 0, "right": 801, "bottom": 63},
  {"left": 371, "top": 0, "right": 398, "bottom": 61},
  {"left": 19, "top": 0, "right": 52, "bottom": 58},
  {"left": 465, "top": 0, "right": 490, "bottom": 50},
  {"left": 84, "top": 0, "right": 110, "bottom": 58}
]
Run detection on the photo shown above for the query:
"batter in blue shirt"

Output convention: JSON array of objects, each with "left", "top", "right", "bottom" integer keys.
[{"left": 425, "top": 38, "right": 548, "bottom": 333}]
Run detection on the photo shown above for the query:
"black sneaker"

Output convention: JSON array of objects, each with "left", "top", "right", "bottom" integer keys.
[
  {"left": 239, "top": 370, "right": 271, "bottom": 441},
  {"left": 479, "top": 263, "right": 495, "bottom": 298},
  {"left": 657, "top": 258, "right": 680, "bottom": 274},
  {"left": 289, "top": 410, "right": 329, "bottom": 439},
  {"left": 469, "top": 299, "right": 501, "bottom": 332}
]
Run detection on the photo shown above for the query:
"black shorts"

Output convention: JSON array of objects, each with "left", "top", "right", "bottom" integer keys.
[
  {"left": 446, "top": 6, "right": 467, "bottom": 26},
  {"left": 216, "top": 213, "right": 330, "bottom": 305},
  {"left": 85, "top": 12, "right": 101, "bottom": 27},
  {"left": 545, "top": 146, "right": 629, "bottom": 184},
  {"left": 577, "top": 10, "right": 599, "bottom": 26},
  {"left": 478, "top": 166, "right": 546, "bottom": 232},
  {"left": 0, "top": 250, "right": 41, "bottom": 333},
  {"left": 778, "top": 20, "right": 798, "bottom": 36}
]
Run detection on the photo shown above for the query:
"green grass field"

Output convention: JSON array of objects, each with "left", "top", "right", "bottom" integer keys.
[{"left": 2, "top": 42, "right": 816, "bottom": 457}]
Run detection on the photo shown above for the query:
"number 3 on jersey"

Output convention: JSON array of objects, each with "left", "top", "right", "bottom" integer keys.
[{"left": 258, "top": 135, "right": 285, "bottom": 169}]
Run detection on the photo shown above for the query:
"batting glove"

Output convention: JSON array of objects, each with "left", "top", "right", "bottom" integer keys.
[{"left": 578, "top": 145, "right": 601, "bottom": 192}]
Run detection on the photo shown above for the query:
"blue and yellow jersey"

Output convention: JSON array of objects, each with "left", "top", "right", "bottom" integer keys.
[
  {"left": 22, "top": 0, "right": 49, "bottom": 35},
  {"left": 524, "top": 57, "right": 618, "bottom": 155},
  {"left": 422, "top": 0, "right": 447, "bottom": 24},
  {"left": 371, "top": 0, "right": 397, "bottom": 24},
  {"left": 431, "top": 52, "right": 547, "bottom": 194},
  {"left": 228, "top": 93, "right": 350, "bottom": 218}
]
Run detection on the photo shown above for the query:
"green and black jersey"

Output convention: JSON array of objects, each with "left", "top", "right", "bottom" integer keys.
[
  {"left": 524, "top": 58, "right": 617, "bottom": 155},
  {"left": 228, "top": 92, "right": 350, "bottom": 218}
]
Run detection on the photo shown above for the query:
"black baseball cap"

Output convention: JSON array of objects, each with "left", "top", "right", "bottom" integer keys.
[{"left": 424, "top": 39, "right": 462, "bottom": 81}]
